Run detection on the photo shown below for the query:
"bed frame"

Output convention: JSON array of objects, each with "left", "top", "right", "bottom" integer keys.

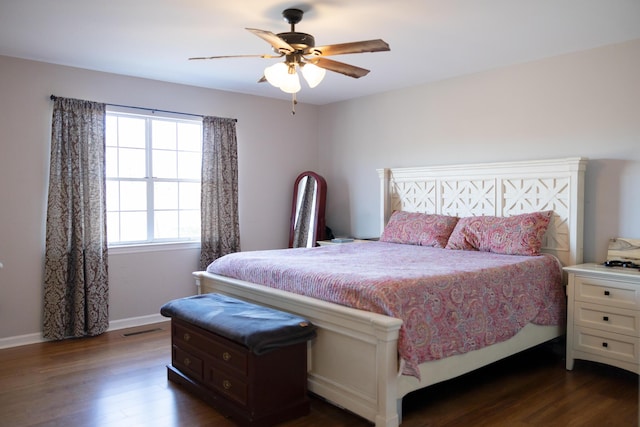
[{"left": 193, "top": 157, "right": 587, "bottom": 427}]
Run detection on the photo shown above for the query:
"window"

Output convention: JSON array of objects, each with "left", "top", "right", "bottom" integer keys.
[{"left": 105, "top": 109, "right": 202, "bottom": 246}]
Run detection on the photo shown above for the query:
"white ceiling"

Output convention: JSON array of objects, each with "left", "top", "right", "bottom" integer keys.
[{"left": 1, "top": 0, "right": 639, "bottom": 105}]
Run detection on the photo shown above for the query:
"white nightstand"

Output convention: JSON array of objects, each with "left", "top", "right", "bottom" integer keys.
[
  {"left": 317, "top": 239, "right": 369, "bottom": 246},
  {"left": 564, "top": 263, "right": 640, "bottom": 374}
]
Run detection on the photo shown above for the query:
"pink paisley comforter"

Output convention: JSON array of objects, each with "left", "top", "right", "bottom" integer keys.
[{"left": 206, "top": 242, "right": 564, "bottom": 377}]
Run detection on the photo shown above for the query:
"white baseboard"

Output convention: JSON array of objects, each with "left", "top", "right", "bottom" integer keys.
[
  {"left": 0, "top": 332, "right": 44, "bottom": 350},
  {"left": 0, "top": 314, "right": 169, "bottom": 350},
  {"left": 107, "top": 313, "right": 168, "bottom": 331}
]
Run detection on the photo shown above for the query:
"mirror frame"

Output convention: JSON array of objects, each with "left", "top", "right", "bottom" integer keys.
[{"left": 288, "top": 171, "right": 327, "bottom": 248}]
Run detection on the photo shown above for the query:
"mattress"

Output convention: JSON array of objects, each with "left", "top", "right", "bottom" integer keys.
[{"left": 207, "top": 241, "right": 564, "bottom": 377}]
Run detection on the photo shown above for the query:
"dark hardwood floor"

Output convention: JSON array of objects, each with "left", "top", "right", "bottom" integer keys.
[{"left": 0, "top": 321, "right": 637, "bottom": 426}]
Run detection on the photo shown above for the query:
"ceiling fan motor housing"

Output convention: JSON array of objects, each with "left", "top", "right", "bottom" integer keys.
[{"left": 277, "top": 32, "right": 315, "bottom": 51}]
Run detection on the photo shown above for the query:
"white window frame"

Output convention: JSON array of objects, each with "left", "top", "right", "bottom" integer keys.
[{"left": 105, "top": 106, "right": 202, "bottom": 251}]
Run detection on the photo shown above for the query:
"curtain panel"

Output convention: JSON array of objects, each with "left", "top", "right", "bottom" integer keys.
[
  {"left": 43, "top": 97, "right": 109, "bottom": 340},
  {"left": 200, "top": 116, "right": 240, "bottom": 270}
]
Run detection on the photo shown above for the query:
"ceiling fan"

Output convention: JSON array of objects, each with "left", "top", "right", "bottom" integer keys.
[{"left": 189, "top": 8, "right": 390, "bottom": 96}]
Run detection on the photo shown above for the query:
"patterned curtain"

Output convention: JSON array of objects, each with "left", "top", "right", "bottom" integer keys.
[
  {"left": 292, "top": 177, "right": 315, "bottom": 248},
  {"left": 200, "top": 116, "right": 240, "bottom": 270},
  {"left": 43, "top": 97, "right": 109, "bottom": 340}
]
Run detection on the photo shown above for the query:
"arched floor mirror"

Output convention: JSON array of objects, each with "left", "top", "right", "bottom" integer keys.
[{"left": 289, "top": 171, "right": 327, "bottom": 248}]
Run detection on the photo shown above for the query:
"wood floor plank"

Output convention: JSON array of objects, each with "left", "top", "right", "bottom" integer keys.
[{"left": 0, "top": 321, "right": 637, "bottom": 427}]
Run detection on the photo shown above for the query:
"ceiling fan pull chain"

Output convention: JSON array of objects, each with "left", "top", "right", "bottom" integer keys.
[{"left": 291, "top": 93, "right": 297, "bottom": 115}]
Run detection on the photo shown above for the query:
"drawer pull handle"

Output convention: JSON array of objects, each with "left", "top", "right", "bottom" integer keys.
[
  {"left": 223, "top": 379, "right": 232, "bottom": 390},
  {"left": 183, "top": 333, "right": 191, "bottom": 342},
  {"left": 604, "top": 290, "right": 610, "bottom": 296},
  {"left": 603, "top": 316, "right": 609, "bottom": 321},
  {"left": 602, "top": 342, "right": 608, "bottom": 348},
  {"left": 222, "top": 352, "right": 231, "bottom": 361},
  {"left": 184, "top": 357, "right": 191, "bottom": 366}
]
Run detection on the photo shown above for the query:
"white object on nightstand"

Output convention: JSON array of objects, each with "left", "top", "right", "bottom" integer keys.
[
  {"left": 317, "top": 239, "right": 369, "bottom": 246},
  {"left": 565, "top": 263, "right": 640, "bottom": 374}
]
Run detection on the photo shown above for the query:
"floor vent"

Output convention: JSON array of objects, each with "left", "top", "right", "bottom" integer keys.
[{"left": 122, "top": 328, "right": 163, "bottom": 337}]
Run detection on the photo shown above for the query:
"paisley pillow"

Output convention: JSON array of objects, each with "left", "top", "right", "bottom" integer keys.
[
  {"left": 444, "top": 216, "right": 479, "bottom": 251},
  {"left": 380, "top": 211, "right": 459, "bottom": 248},
  {"left": 445, "top": 211, "right": 553, "bottom": 256}
]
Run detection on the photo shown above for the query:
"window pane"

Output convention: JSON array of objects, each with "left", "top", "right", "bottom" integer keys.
[
  {"left": 120, "top": 212, "right": 147, "bottom": 241},
  {"left": 178, "top": 152, "right": 201, "bottom": 180},
  {"left": 119, "top": 148, "right": 146, "bottom": 178},
  {"left": 179, "top": 182, "right": 200, "bottom": 210},
  {"left": 179, "top": 210, "right": 200, "bottom": 238},
  {"left": 120, "top": 181, "right": 147, "bottom": 211},
  {"left": 155, "top": 210, "right": 178, "bottom": 239},
  {"left": 153, "top": 150, "right": 177, "bottom": 178},
  {"left": 106, "top": 212, "right": 120, "bottom": 243},
  {"left": 106, "top": 116, "right": 118, "bottom": 147},
  {"left": 155, "top": 182, "right": 178, "bottom": 210},
  {"left": 178, "top": 122, "right": 201, "bottom": 152},
  {"left": 152, "top": 120, "right": 176, "bottom": 150},
  {"left": 106, "top": 181, "right": 120, "bottom": 211},
  {"left": 105, "top": 147, "right": 118, "bottom": 177},
  {"left": 118, "top": 117, "right": 146, "bottom": 148}
]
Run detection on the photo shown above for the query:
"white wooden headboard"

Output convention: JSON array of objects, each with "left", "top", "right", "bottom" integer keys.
[{"left": 377, "top": 157, "right": 587, "bottom": 267}]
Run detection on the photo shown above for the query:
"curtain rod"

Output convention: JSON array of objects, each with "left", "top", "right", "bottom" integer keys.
[{"left": 49, "top": 95, "right": 237, "bottom": 122}]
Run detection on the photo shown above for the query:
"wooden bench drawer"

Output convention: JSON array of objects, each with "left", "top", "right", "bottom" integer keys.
[
  {"left": 173, "top": 345, "right": 204, "bottom": 380},
  {"left": 208, "top": 366, "right": 248, "bottom": 406}
]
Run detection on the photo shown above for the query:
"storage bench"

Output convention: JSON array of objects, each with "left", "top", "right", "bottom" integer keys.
[{"left": 160, "top": 293, "right": 317, "bottom": 426}]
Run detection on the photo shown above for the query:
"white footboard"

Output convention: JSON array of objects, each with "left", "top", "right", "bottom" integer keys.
[{"left": 194, "top": 271, "right": 404, "bottom": 427}]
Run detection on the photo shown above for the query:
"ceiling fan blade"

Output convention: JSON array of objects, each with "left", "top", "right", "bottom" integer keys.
[
  {"left": 309, "top": 39, "right": 390, "bottom": 57},
  {"left": 246, "top": 28, "right": 294, "bottom": 54},
  {"left": 309, "top": 57, "right": 370, "bottom": 79},
  {"left": 189, "top": 53, "right": 283, "bottom": 60}
]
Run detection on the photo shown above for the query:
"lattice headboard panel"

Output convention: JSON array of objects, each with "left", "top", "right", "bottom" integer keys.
[{"left": 377, "top": 158, "right": 587, "bottom": 266}]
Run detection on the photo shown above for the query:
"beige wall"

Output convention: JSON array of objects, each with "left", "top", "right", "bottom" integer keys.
[
  {"left": 1, "top": 38, "right": 639, "bottom": 342},
  {"left": 0, "top": 55, "right": 319, "bottom": 341},
  {"left": 317, "top": 39, "right": 640, "bottom": 263}
]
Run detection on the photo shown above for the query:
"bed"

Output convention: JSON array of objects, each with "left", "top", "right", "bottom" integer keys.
[{"left": 193, "top": 157, "right": 587, "bottom": 427}]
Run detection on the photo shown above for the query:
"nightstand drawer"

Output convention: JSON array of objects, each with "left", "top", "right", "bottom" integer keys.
[
  {"left": 574, "top": 276, "right": 640, "bottom": 310},
  {"left": 575, "top": 301, "right": 640, "bottom": 337},
  {"left": 573, "top": 326, "right": 640, "bottom": 365}
]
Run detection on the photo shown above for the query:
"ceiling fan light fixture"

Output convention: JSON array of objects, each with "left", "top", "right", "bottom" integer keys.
[
  {"left": 279, "top": 70, "right": 301, "bottom": 94},
  {"left": 264, "top": 62, "right": 301, "bottom": 93},
  {"left": 264, "top": 62, "right": 288, "bottom": 87},
  {"left": 301, "top": 63, "right": 326, "bottom": 88}
]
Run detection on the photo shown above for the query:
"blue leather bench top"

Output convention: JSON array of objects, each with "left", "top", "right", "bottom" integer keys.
[{"left": 160, "top": 293, "right": 316, "bottom": 354}]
